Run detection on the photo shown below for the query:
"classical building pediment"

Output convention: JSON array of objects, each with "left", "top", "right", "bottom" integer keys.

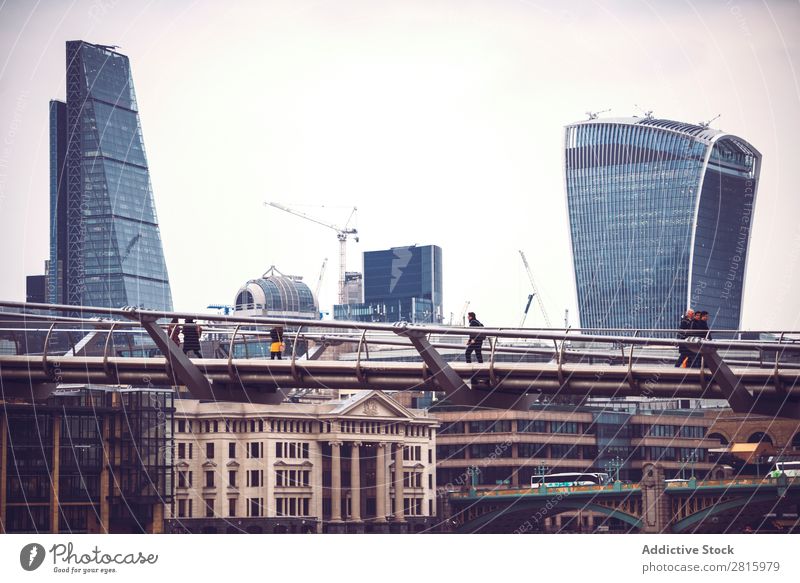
[{"left": 330, "top": 390, "right": 415, "bottom": 420}]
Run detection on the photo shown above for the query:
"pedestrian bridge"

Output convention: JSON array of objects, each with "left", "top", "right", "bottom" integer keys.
[
  {"left": 445, "top": 465, "right": 800, "bottom": 533},
  {"left": 1, "top": 301, "right": 800, "bottom": 418}
]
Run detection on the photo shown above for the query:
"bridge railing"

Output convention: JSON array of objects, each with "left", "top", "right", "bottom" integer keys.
[{"left": 3, "top": 301, "right": 800, "bottom": 367}]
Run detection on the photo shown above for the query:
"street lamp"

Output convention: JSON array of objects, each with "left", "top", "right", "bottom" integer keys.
[
  {"left": 605, "top": 456, "right": 623, "bottom": 483},
  {"left": 536, "top": 463, "right": 549, "bottom": 487},
  {"left": 681, "top": 451, "right": 698, "bottom": 480}
]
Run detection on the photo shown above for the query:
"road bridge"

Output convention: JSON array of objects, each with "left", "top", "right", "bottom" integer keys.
[{"left": 444, "top": 463, "right": 800, "bottom": 533}]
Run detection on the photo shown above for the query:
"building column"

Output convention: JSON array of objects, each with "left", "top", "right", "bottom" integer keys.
[
  {"left": 0, "top": 412, "right": 7, "bottom": 534},
  {"left": 50, "top": 414, "right": 61, "bottom": 534},
  {"left": 350, "top": 442, "right": 362, "bottom": 522},
  {"left": 329, "top": 441, "right": 343, "bottom": 523},
  {"left": 99, "top": 417, "right": 110, "bottom": 533},
  {"left": 375, "top": 442, "right": 388, "bottom": 523},
  {"left": 394, "top": 443, "right": 405, "bottom": 522}
]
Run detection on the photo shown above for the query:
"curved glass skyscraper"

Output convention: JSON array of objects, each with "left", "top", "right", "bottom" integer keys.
[
  {"left": 564, "top": 117, "right": 760, "bottom": 332},
  {"left": 49, "top": 41, "right": 172, "bottom": 310}
]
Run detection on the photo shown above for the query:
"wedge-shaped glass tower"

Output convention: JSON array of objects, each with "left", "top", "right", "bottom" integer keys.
[{"left": 564, "top": 117, "right": 760, "bottom": 332}]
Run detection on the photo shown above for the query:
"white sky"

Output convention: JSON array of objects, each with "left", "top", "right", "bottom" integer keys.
[{"left": 1, "top": 0, "right": 799, "bottom": 330}]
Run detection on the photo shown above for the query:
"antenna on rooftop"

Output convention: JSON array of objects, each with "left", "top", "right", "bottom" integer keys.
[
  {"left": 634, "top": 104, "right": 654, "bottom": 120},
  {"left": 698, "top": 114, "right": 721, "bottom": 129},
  {"left": 586, "top": 109, "right": 611, "bottom": 120}
]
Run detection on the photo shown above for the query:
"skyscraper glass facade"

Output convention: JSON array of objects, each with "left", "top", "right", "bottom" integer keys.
[
  {"left": 564, "top": 118, "right": 760, "bottom": 332},
  {"left": 49, "top": 41, "right": 172, "bottom": 310},
  {"left": 335, "top": 244, "right": 443, "bottom": 323}
]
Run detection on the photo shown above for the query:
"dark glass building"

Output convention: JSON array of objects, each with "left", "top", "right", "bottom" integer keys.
[
  {"left": 48, "top": 41, "right": 172, "bottom": 310},
  {"left": 335, "top": 245, "right": 443, "bottom": 323},
  {"left": 564, "top": 117, "right": 760, "bottom": 332},
  {"left": 1, "top": 386, "right": 174, "bottom": 533}
]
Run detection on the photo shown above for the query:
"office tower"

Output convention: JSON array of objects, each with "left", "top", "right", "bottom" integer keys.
[
  {"left": 335, "top": 244, "right": 443, "bottom": 323},
  {"left": 48, "top": 41, "right": 172, "bottom": 310},
  {"left": 564, "top": 117, "right": 760, "bottom": 331}
]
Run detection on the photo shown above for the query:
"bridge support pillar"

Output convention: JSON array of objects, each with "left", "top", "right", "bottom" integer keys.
[
  {"left": 640, "top": 462, "right": 670, "bottom": 533},
  {"left": 395, "top": 325, "right": 534, "bottom": 410},
  {"left": 121, "top": 308, "right": 216, "bottom": 399},
  {"left": 696, "top": 344, "right": 800, "bottom": 419}
]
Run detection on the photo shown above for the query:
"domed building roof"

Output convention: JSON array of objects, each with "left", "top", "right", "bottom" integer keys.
[{"left": 234, "top": 266, "right": 318, "bottom": 319}]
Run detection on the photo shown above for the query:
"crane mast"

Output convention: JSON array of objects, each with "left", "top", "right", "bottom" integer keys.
[
  {"left": 519, "top": 250, "right": 551, "bottom": 327},
  {"left": 265, "top": 202, "right": 358, "bottom": 304}
]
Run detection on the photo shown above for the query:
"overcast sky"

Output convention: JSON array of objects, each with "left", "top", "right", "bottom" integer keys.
[{"left": 1, "top": 0, "right": 799, "bottom": 330}]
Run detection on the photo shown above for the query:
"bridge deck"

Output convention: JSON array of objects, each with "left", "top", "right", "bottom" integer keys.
[{"left": 2, "top": 355, "right": 798, "bottom": 398}]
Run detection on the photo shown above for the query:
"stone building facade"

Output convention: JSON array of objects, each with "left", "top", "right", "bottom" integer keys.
[{"left": 166, "top": 390, "right": 438, "bottom": 533}]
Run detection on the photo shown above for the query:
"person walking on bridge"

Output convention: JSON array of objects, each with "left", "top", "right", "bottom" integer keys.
[
  {"left": 182, "top": 317, "right": 203, "bottom": 358},
  {"left": 270, "top": 326, "right": 285, "bottom": 360},
  {"left": 675, "top": 309, "right": 694, "bottom": 367},
  {"left": 465, "top": 312, "right": 485, "bottom": 364}
]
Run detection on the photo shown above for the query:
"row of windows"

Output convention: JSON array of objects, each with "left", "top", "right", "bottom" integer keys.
[
  {"left": 440, "top": 419, "right": 707, "bottom": 437},
  {"left": 437, "top": 443, "right": 708, "bottom": 462},
  {"left": 276, "top": 469, "right": 311, "bottom": 488},
  {"left": 176, "top": 418, "right": 425, "bottom": 437}
]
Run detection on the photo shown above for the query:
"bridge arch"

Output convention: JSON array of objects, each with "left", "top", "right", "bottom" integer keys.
[
  {"left": 455, "top": 499, "right": 641, "bottom": 533},
  {"left": 672, "top": 494, "right": 775, "bottom": 533}
]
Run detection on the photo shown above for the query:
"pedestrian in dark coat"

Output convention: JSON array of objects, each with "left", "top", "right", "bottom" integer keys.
[
  {"left": 465, "top": 312, "right": 485, "bottom": 364},
  {"left": 675, "top": 309, "right": 694, "bottom": 367},
  {"left": 182, "top": 318, "right": 203, "bottom": 358},
  {"left": 270, "top": 326, "right": 284, "bottom": 360},
  {"left": 688, "top": 310, "right": 706, "bottom": 368}
]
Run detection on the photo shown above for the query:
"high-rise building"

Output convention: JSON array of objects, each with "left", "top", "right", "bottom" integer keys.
[
  {"left": 334, "top": 245, "right": 443, "bottom": 323},
  {"left": 564, "top": 117, "right": 760, "bottom": 331},
  {"left": 48, "top": 41, "right": 172, "bottom": 310}
]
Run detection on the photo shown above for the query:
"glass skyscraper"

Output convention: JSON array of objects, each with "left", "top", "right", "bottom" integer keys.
[
  {"left": 334, "top": 244, "right": 443, "bottom": 323},
  {"left": 564, "top": 117, "right": 760, "bottom": 332},
  {"left": 48, "top": 41, "right": 172, "bottom": 310}
]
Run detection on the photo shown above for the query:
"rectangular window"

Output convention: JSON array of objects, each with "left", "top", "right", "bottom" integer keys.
[
  {"left": 205, "top": 498, "right": 214, "bottom": 518},
  {"left": 229, "top": 442, "right": 236, "bottom": 458},
  {"left": 248, "top": 498, "right": 262, "bottom": 517},
  {"left": 178, "top": 443, "right": 186, "bottom": 459},
  {"left": 178, "top": 420, "right": 186, "bottom": 433},
  {"left": 248, "top": 470, "right": 262, "bottom": 488},
  {"left": 228, "top": 470, "right": 236, "bottom": 488},
  {"left": 206, "top": 443, "right": 214, "bottom": 459},
  {"left": 178, "top": 470, "right": 190, "bottom": 488},
  {"left": 228, "top": 498, "right": 236, "bottom": 517},
  {"left": 205, "top": 471, "right": 215, "bottom": 488},
  {"left": 248, "top": 442, "right": 262, "bottom": 459},
  {"left": 276, "top": 442, "right": 283, "bottom": 458}
]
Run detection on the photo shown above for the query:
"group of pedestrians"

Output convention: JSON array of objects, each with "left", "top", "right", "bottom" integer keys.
[
  {"left": 675, "top": 309, "right": 711, "bottom": 368},
  {"left": 168, "top": 317, "right": 203, "bottom": 358}
]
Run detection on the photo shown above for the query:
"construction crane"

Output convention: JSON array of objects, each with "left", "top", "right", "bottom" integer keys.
[
  {"left": 519, "top": 293, "right": 534, "bottom": 327},
  {"left": 265, "top": 202, "right": 359, "bottom": 304},
  {"left": 518, "top": 250, "right": 551, "bottom": 328},
  {"left": 459, "top": 300, "right": 470, "bottom": 326},
  {"left": 314, "top": 258, "right": 328, "bottom": 303}
]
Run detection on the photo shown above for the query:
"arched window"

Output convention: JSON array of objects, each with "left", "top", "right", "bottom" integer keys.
[
  {"left": 235, "top": 290, "right": 254, "bottom": 310},
  {"left": 707, "top": 432, "right": 728, "bottom": 445},
  {"left": 747, "top": 432, "right": 773, "bottom": 445}
]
